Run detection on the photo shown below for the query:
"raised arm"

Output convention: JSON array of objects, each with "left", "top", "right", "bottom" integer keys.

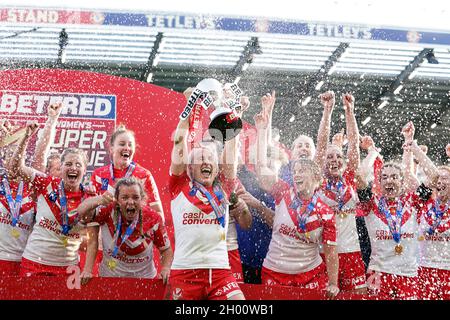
[
  {"left": 408, "top": 141, "right": 439, "bottom": 187},
  {"left": 342, "top": 93, "right": 360, "bottom": 172},
  {"left": 254, "top": 111, "right": 278, "bottom": 192},
  {"left": 356, "top": 135, "right": 381, "bottom": 189},
  {"left": 9, "top": 122, "right": 41, "bottom": 183},
  {"left": 31, "top": 103, "right": 62, "bottom": 172},
  {"left": 314, "top": 91, "right": 335, "bottom": 169},
  {"left": 401, "top": 121, "right": 420, "bottom": 191},
  {"left": 170, "top": 88, "right": 194, "bottom": 176},
  {"left": 77, "top": 191, "right": 114, "bottom": 224},
  {"left": 2, "top": 120, "right": 18, "bottom": 175},
  {"left": 261, "top": 90, "right": 276, "bottom": 145}
]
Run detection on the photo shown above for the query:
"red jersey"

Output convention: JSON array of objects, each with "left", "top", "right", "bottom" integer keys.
[{"left": 91, "top": 163, "right": 161, "bottom": 206}]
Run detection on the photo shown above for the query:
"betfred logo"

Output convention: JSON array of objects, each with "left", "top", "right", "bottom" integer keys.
[{"left": 0, "top": 91, "right": 116, "bottom": 119}]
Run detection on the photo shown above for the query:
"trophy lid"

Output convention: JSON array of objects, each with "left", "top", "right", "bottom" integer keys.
[{"left": 196, "top": 78, "right": 223, "bottom": 105}]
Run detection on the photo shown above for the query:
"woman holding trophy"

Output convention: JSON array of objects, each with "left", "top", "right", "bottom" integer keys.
[{"left": 166, "top": 79, "right": 249, "bottom": 300}]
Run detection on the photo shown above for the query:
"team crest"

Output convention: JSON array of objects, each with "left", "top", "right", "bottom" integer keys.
[
  {"left": 101, "top": 178, "right": 109, "bottom": 191},
  {"left": 172, "top": 288, "right": 183, "bottom": 300},
  {"left": 48, "top": 191, "right": 58, "bottom": 202}
]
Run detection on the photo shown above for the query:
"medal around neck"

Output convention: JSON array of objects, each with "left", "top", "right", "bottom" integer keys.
[
  {"left": 10, "top": 228, "right": 20, "bottom": 238},
  {"left": 61, "top": 236, "right": 69, "bottom": 247},
  {"left": 394, "top": 244, "right": 403, "bottom": 255},
  {"left": 108, "top": 258, "right": 117, "bottom": 270}
]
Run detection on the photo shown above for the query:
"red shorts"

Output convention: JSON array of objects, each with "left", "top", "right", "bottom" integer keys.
[
  {"left": 0, "top": 259, "right": 21, "bottom": 276},
  {"left": 228, "top": 249, "right": 244, "bottom": 283},
  {"left": 418, "top": 267, "right": 450, "bottom": 300},
  {"left": 20, "top": 258, "right": 74, "bottom": 277},
  {"left": 166, "top": 269, "right": 243, "bottom": 300},
  {"left": 366, "top": 270, "right": 418, "bottom": 300},
  {"left": 337, "top": 252, "right": 367, "bottom": 291},
  {"left": 261, "top": 263, "right": 328, "bottom": 290}
]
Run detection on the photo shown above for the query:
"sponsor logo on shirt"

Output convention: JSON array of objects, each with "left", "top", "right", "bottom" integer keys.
[
  {"left": 105, "top": 249, "right": 151, "bottom": 264},
  {"left": 182, "top": 212, "right": 220, "bottom": 225},
  {"left": 279, "top": 223, "right": 304, "bottom": 241},
  {"left": 375, "top": 230, "right": 414, "bottom": 241},
  {"left": 38, "top": 217, "right": 80, "bottom": 239},
  {"left": 422, "top": 234, "right": 450, "bottom": 242},
  {"left": 0, "top": 215, "right": 32, "bottom": 231}
]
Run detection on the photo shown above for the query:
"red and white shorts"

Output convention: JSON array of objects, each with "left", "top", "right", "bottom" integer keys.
[
  {"left": 0, "top": 259, "right": 21, "bottom": 276},
  {"left": 261, "top": 263, "right": 328, "bottom": 290},
  {"left": 228, "top": 249, "right": 244, "bottom": 283},
  {"left": 166, "top": 268, "right": 243, "bottom": 300},
  {"left": 418, "top": 267, "right": 450, "bottom": 300},
  {"left": 366, "top": 270, "right": 418, "bottom": 300},
  {"left": 20, "top": 258, "right": 74, "bottom": 277}
]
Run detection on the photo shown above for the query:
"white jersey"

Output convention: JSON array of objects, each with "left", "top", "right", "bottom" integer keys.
[
  {"left": 0, "top": 180, "right": 35, "bottom": 262},
  {"left": 317, "top": 170, "right": 361, "bottom": 253},
  {"left": 418, "top": 200, "right": 450, "bottom": 271},
  {"left": 263, "top": 181, "right": 336, "bottom": 274},
  {"left": 96, "top": 206, "right": 170, "bottom": 278},
  {"left": 358, "top": 193, "right": 419, "bottom": 277},
  {"left": 169, "top": 172, "right": 232, "bottom": 270},
  {"left": 22, "top": 175, "right": 85, "bottom": 266}
]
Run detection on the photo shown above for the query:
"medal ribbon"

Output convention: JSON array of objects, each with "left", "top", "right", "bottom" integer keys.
[
  {"left": 111, "top": 212, "right": 139, "bottom": 257},
  {"left": 109, "top": 162, "right": 136, "bottom": 182},
  {"left": 192, "top": 180, "right": 227, "bottom": 228},
  {"left": 378, "top": 197, "right": 404, "bottom": 244},
  {"left": 58, "top": 180, "right": 82, "bottom": 236},
  {"left": 2, "top": 176, "right": 24, "bottom": 227},
  {"left": 290, "top": 193, "right": 319, "bottom": 232},
  {"left": 326, "top": 179, "right": 346, "bottom": 210},
  {"left": 58, "top": 180, "right": 70, "bottom": 235},
  {"left": 426, "top": 199, "right": 450, "bottom": 235}
]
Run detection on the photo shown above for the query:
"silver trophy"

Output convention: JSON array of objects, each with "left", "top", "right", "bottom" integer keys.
[{"left": 180, "top": 78, "right": 242, "bottom": 143}]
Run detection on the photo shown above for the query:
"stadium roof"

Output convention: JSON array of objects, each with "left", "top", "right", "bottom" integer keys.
[{"left": 0, "top": 7, "right": 449, "bottom": 163}]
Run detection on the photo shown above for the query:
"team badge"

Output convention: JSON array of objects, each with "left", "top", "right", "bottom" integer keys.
[
  {"left": 172, "top": 288, "right": 182, "bottom": 300},
  {"left": 48, "top": 191, "right": 58, "bottom": 202}
]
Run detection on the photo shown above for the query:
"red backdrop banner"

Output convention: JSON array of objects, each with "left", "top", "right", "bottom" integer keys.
[{"left": 0, "top": 69, "right": 186, "bottom": 238}]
